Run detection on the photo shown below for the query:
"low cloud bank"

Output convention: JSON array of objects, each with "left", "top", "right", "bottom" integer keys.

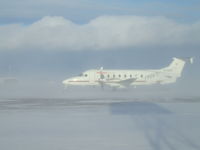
[{"left": 0, "top": 15, "right": 200, "bottom": 51}]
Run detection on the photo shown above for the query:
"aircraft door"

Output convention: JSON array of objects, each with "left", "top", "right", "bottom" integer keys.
[{"left": 89, "top": 71, "right": 95, "bottom": 84}]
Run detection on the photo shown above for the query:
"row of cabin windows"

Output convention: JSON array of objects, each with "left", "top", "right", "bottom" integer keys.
[
  {"left": 103, "top": 74, "right": 143, "bottom": 78},
  {"left": 83, "top": 74, "right": 144, "bottom": 78}
]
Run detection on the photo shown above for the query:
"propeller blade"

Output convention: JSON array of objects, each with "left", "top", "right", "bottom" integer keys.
[
  {"left": 100, "top": 74, "right": 104, "bottom": 79},
  {"left": 100, "top": 82, "right": 104, "bottom": 90},
  {"left": 98, "top": 66, "right": 105, "bottom": 90}
]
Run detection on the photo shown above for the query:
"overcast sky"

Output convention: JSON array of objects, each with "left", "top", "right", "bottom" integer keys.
[{"left": 0, "top": 0, "right": 199, "bottom": 84}]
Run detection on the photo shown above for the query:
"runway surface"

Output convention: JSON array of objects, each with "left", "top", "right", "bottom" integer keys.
[{"left": 0, "top": 97, "right": 200, "bottom": 150}]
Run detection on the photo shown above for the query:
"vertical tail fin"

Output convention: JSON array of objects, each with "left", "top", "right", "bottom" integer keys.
[{"left": 163, "top": 57, "right": 187, "bottom": 78}]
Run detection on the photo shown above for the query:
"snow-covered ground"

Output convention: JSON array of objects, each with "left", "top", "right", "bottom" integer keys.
[{"left": 0, "top": 98, "right": 200, "bottom": 150}]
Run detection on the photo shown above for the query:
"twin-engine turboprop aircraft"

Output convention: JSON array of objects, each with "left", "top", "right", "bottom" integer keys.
[{"left": 62, "top": 57, "right": 193, "bottom": 89}]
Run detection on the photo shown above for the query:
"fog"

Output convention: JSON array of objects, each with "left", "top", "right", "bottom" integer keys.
[{"left": 0, "top": 90, "right": 200, "bottom": 150}]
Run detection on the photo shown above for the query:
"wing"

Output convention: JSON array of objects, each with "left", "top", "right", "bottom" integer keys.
[
  {"left": 117, "top": 78, "right": 137, "bottom": 87},
  {"left": 98, "top": 78, "right": 137, "bottom": 89}
]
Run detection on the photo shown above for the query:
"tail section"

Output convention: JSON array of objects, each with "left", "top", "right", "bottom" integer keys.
[{"left": 162, "top": 57, "right": 193, "bottom": 78}]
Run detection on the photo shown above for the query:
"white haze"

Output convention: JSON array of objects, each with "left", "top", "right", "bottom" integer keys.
[
  {"left": 0, "top": 77, "right": 199, "bottom": 100},
  {"left": 0, "top": 16, "right": 200, "bottom": 51}
]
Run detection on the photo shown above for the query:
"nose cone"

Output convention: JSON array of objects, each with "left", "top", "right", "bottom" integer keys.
[{"left": 62, "top": 79, "right": 69, "bottom": 85}]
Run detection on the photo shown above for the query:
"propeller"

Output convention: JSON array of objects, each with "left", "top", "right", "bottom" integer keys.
[{"left": 98, "top": 67, "right": 105, "bottom": 90}]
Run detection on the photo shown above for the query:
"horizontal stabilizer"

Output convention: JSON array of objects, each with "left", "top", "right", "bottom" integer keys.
[{"left": 190, "top": 57, "right": 194, "bottom": 64}]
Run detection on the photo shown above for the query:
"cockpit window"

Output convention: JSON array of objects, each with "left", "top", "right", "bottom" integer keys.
[{"left": 78, "top": 73, "right": 83, "bottom": 76}]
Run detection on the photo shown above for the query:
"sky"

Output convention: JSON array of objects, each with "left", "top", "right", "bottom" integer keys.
[{"left": 0, "top": 0, "right": 200, "bottom": 95}]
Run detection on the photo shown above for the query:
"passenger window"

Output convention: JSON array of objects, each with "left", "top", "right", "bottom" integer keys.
[
  {"left": 113, "top": 74, "right": 115, "bottom": 78},
  {"left": 119, "top": 74, "right": 121, "bottom": 78},
  {"left": 130, "top": 75, "right": 132, "bottom": 78},
  {"left": 124, "top": 74, "right": 126, "bottom": 78},
  {"left": 85, "top": 74, "right": 88, "bottom": 77},
  {"left": 141, "top": 74, "right": 143, "bottom": 78},
  {"left": 107, "top": 74, "right": 110, "bottom": 78}
]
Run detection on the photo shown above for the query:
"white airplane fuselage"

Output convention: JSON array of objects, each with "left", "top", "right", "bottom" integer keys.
[{"left": 62, "top": 58, "right": 192, "bottom": 89}]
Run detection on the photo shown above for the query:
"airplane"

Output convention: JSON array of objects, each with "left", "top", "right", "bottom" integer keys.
[{"left": 62, "top": 57, "right": 193, "bottom": 89}]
